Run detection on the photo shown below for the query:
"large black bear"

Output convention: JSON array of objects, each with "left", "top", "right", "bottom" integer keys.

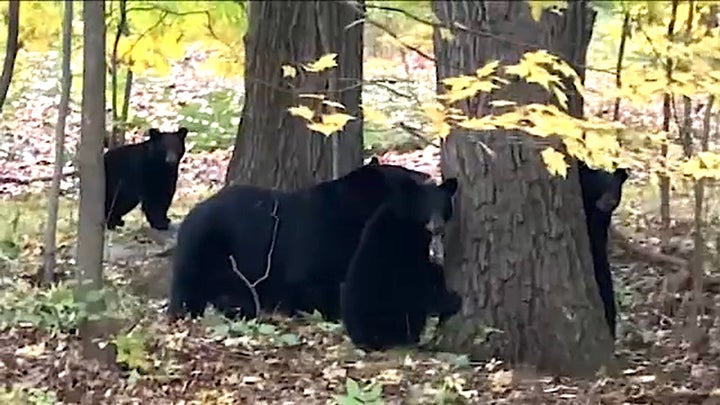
[
  {"left": 340, "top": 177, "right": 461, "bottom": 351},
  {"left": 578, "top": 161, "right": 629, "bottom": 340},
  {"left": 104, "top": 127, "right": 188, "bottom": 231},
  {"left": 167, "top": 158, "right": 434, "bottom": 321}
]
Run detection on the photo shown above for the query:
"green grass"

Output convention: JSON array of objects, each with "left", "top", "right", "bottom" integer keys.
[
  {"left": 177, "top": 89, "right": 243, "bottom": 152},
  {"left": 0, "top": 196, "right": 77, "bottom": 261}
]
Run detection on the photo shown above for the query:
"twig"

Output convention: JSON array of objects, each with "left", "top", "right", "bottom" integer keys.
[{"left": 227, "top": 199, "right": 280, "bottom": 317}]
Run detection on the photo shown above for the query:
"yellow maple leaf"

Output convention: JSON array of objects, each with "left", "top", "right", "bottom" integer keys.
[
  {"left": 441, "top": 75, "right": 477, "bottom": 92},
  {"left": 304, "top": 53, "right": 338, "bottom": 73},
  {"left": 540, "top": 147, "right": 568, "bottom": 178},
  {"left": 476, "top": 60, "right": 500, "bottom": 78},
  {"left": 321, "top": 113, "right": 355, "bottom": 128},
  {"left": 307, "top": 113, "right": 356, "bottom": 136},
  {"left": 281, "top": 65, "right": 297, "bottom": 78},
  {"left": 288, "top": 105, "right": 315, "bottom": 122}
]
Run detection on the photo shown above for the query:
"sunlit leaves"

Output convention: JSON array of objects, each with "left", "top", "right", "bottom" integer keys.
[
  {"left": 528, "top": 1, "right": 568, "bottom": 22},
  {"left": 16, "top": 1, "right": 62, "bottom": 52},
  {"left": 360, "top": 105, "right": 390, "bottom": 127},
  {"left": 288, "top": 105, "right": 315, "bottom": 122},
  {"left": 303, "top": 53, "right": 338, "bottom": 73},
  {"left": 421, "top": 103, "right": 451, "bottom": 138},
  {"left": 281, "top": 65, "right": 297, "bottom": 78},
  {"left": 681, "top": 152, "right": 720, "bottom": 180},
  {"left": 307, "top": 113, "right": 356, "bottom": 136}
]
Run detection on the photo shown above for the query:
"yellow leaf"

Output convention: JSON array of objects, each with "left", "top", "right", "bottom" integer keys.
[
  {"left": 321, "top": 113, "right": 355, "bottom": 128},
  {"left": 281, "top": 65, "right": 297, "bottom": 78},
  {"left": 540, "top": 148, "right": 568, "bottom": 178},
  {"left": 476, "top": 60, "right": 500, "bottom": 78},
  {"left": 361, "top": 105, "right": 389, "bottom": 126},
  {"left": 441, "top": 75, "right": 477, "bottom": 92},
  {"left": 304, "top": 53, "right": 338, "bottom": 72},
  {"left": 288, "top": 105, "right": 315, "bottom": 122},
  {"left": 529, "top": 1, "right": 545, "bottom": 21},
  {"left": 422, "top": 103, "right": 451, "bottom": 138},
  {"left": 439, "top": 27, "right": 454, "bottom": 41},
  {"left": 422, "top": 103, "right": 447, "bottom": 124},
  {"left": 307, "top": 122, "right": 338, "bottom": 136}
]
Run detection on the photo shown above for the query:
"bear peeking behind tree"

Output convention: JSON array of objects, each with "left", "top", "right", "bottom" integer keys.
[{"left": 104, "top": 127, "right": 188, "bottom": 232}]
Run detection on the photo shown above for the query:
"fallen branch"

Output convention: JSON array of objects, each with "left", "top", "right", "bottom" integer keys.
[
  {"left": 0, "top": 170, "right": 77, "bottom": 185},
  {"left": 610, "top": 226, "right": 687, "bottom": 268}
]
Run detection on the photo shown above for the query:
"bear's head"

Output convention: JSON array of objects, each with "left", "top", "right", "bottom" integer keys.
[
  {"left": 386, "top": 175, "right": 459, "bottom": 236},
  {"left": 579, "top": 162, "right": 629, "bottom": 214},
  {"left": 146, "top": 127, "right": 188, "bottom": 165}
]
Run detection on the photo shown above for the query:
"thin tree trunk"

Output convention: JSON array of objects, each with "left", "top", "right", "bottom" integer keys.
[
  {"left": 660, "top": 1, "right": 678, "bottom": 253},
  {"left": 0, "top": 0, "right": 20, "bottom": 113},
  {"left": 225, "top": 1, "right": 364, "bottom": 190},
  {"left": 612, "top": 12, "right": 630, "bottom": 122},
  {"left": 680, "top": 1, "right": 694, "bottom": 158},
  {"left": 78, "top": 0, "right": 109, "bottom": 363},
  {"left": 119, "top": 67, "right": 133, "bottom": 144},
  {"left": 110, "top": 0, "right": 128, "bottom": 149},
  {"left": 41, "top": 0, "right": 73, "bottom": 286},
  {"left": 688, "top": 94, "right": 713, "bottom": 351},
  {"left": 433, "top": 0, "right": 611, "bottom": 376}
]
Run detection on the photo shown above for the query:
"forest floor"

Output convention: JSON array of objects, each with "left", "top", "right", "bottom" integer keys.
[{"left": 1, "top": 48, "right": 720, "bottom": 403}]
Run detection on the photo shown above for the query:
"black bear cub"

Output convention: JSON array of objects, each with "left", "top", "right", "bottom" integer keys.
[
  {"left": 341, "top": 176, "right": 461, "bottom": 351},
  {"left": 104, "top": 127, "right": 188, "bottom": 231},
  {"left": 578, "top": 161, "right": 629, "bottom": 340}
]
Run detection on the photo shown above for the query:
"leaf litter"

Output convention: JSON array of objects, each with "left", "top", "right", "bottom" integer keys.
[{"left": 0, "top": 47, "right": 719, "bottom": 403}]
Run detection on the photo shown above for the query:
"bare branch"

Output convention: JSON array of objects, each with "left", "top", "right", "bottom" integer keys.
[
  {"left": 227, "top": 199, "right": 280, "bottom": 317},
  {"left": 397, "top": 122, "right": 440, "bottom": 148}
]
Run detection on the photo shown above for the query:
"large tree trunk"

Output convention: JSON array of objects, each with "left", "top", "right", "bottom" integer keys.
[
  {"left": 0, "top": 0, "right": 19, "bottom": 113},
  {"left": 433, "top": 0, "right": 612, "bottom": 376},
  {"left": 225, "top": 1, "right": 364, "bottom": 190},
  {"left": 77, "top": 1, "right": 106, "bottom": 291}
]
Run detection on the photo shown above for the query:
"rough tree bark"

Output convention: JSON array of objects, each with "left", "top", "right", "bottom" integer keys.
[
  {"left": 41, "top": 0, "right": 73, "bottom": 286},
  {"left": 0, "top": 0, "right": 20, "bottom": 113},
  {"left": 432, "top": 0, "right": 613, "bottom": 376},
  {"left": 77, "top": 0, "right": 110, "bottom": 364},
  {"left": 225, "top": 1, "right": 364, "bottom": 190}
]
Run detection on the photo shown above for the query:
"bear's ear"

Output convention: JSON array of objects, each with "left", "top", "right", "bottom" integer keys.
[
  {"left": 367, "top": 156, "right": 380, "bottom": 166},
  {"left": 177, "top": 127, "right": 189, "bottom": 140},
  {"left": 147, "top": 128, "right": 160, "bottom": 140},
  {"left": 440, "top": 178, "right": 458, "bottom": 195}
]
